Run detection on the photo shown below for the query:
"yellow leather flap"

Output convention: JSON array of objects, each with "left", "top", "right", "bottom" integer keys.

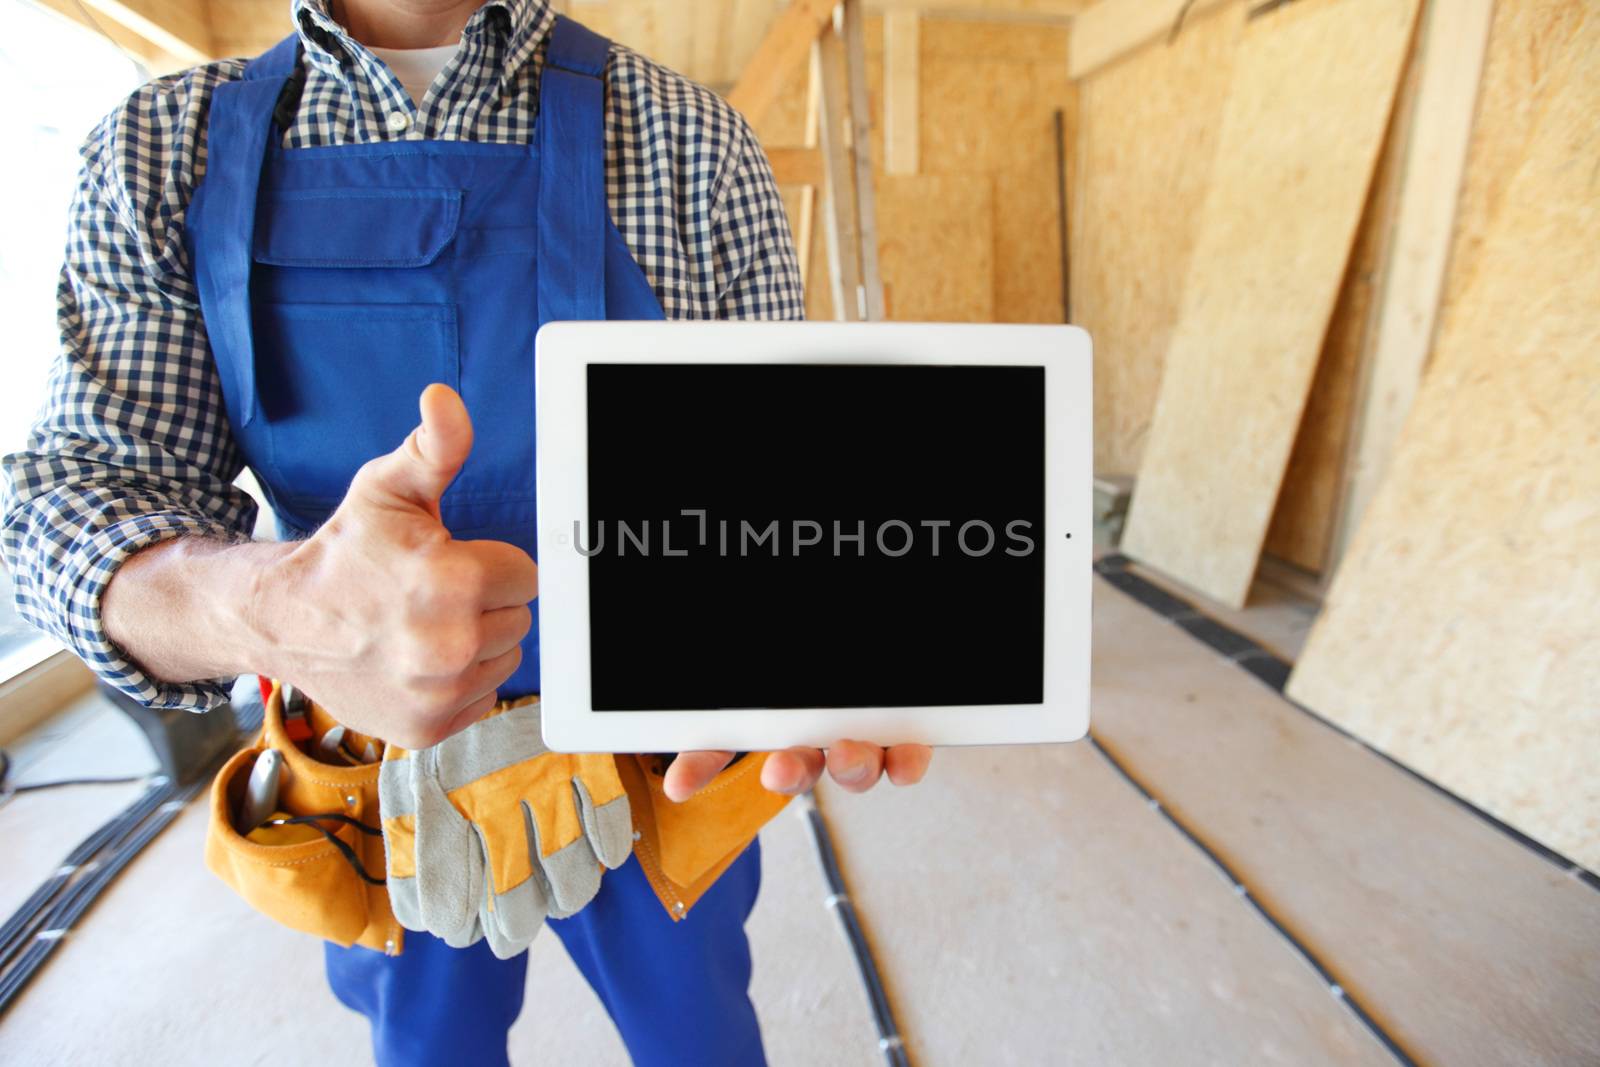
[{"left": 640, "top": 754, "right": 791, "bottom": 888}]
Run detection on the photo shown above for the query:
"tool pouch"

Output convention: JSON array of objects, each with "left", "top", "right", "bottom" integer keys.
[
  {"left": 620, "top": 753, "right": 791, "bottom": 920},
  {"left": 205, "top": 681, "right": 402, "bottom": 955}
]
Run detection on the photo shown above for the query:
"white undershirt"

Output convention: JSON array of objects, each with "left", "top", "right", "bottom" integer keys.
[{"left": 369, "top": 42, "right": 461, "bottom": 107}]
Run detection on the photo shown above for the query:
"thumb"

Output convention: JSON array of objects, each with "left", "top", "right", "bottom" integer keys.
[{"left": 362, "top": 384, "right": 474, "bottom": 511}]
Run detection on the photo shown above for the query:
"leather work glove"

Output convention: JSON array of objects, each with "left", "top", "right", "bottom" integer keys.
[{"left": 378, "top": 696, "right": 633, "bottom": 958}]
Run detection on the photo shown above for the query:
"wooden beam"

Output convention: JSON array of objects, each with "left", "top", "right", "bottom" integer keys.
[
  {"left": 206, "top": 0, "right": 292, "bottom": 59},
  {"left": 1068, "top": 0, "right": 1232, "bottom": 79},
  {"left": 691, "top": 0, "right": 730, "bottom": 86},
  {"left": 883, "top": 11, "right": 920, "bottom": 175},
  {"left": 34, "top": 0, "right": 190, "bottom": 74},
  {"left": 765, "top": 146, "right": 826, "bottom": 186},
  {"left": 1331, "top": 0, "right": 1494, "bottom": 565},
  {"left": 81, "top": 0, "right": 214, "bottom": 63},
  {"left": 727, "top": 0, "right": 837, "bottom": 122},
  {"left": 729, "top": 0, "right": 781, "bottom": 85},
  {"left": 842, "top": 0, "right": 886, "bottom": 320},
  {"left": 815, "top": 33, "right": 863, "bottom": 320},
  {"left": 797, "top": 52, "right": 823, "bottom": 288}
]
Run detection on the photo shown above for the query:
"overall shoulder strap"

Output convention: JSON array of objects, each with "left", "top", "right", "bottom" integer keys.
[
  {"left": 193, "top": 32, "right": 300, "bottom": 427},
  {"left": 245, "top": 32, "right": 301, "bottom": 80},
  {"left": 536, "top": 16, "right": 612, "bottom": 323}
]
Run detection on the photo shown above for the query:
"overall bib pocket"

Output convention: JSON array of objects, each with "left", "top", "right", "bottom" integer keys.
[
  {"left": 253, "top": 301, "right": 460, "bottom": 506},
  {"left": 247, "top": 186, "right": 464, "bottom": 508}
]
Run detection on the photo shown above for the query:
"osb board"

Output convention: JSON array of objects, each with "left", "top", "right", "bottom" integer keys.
[
  {"left": 1435, "top": 0, "right": 1588, "bottom": 318},
  {"left": 992, "top": 163, "right": 1068, "bottom": 324},
  {"left": 1120, "top": 0, "right": 1420, "bottom": 608},
  {"left": 783, "top": 16, "right": 1069, "bottom": 324},
  {"left": 919, "top": 15, "right": 1074, "bottom": 62},
  {"left": 1069, "top": 2, "right": 1244, "bottom": 475},
  {"left": 918, "top": 19, "right": 1074, "bottom": 322},
  {"left": 1263, "top": 23, "right": 1424, "bottom": 574},
  {"left": 1288, "top": 4, "right": 1600, "bottom": 874},
  {"left": 874, "top": 174, "right": 994, "bottom": 323}
]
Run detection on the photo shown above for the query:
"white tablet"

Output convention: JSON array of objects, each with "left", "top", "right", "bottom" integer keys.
[{"left": 534, "top": 321, "right": 1091, "bottom": 753}]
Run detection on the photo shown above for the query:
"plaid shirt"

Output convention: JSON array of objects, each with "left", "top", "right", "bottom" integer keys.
[{"left": 1, "top": 0, "right": 804, "bottom": 712}]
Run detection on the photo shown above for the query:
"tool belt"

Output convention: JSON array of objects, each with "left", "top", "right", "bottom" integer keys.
[
  {"left": 207, "top": 681, "right": 790, "bottom": 951},
  {"left": 620, "top": 752, "right": 789, "bottom": 920},
  {"left": 206, "top": 681, "right": 400, "bottom": 954}
]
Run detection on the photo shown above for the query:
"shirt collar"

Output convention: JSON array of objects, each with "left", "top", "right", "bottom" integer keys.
[{"left": 291, "top": 0, "right": 553, "bottom": 65}]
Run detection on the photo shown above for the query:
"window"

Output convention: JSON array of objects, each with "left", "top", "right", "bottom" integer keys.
[{"left": 0, "top": 0, "right": 144, "bottom": 679}]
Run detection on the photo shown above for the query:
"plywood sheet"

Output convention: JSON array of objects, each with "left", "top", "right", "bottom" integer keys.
[
  {"left": 1435, "top": 0, "right": 1587, "bottom": 320},
  {"left": 1288, "top": 4, "right": 1600, "bottom": 874},
  {"left": 1069, "top": 1, "right": 1243, "bottom": 475},
  {"left": 1120, "top": 0, "right": 1420, "bottom": 607},
  {"left": 874, "top": 173, "right": 993, "bottom": 322},
  {"left": 1329, "top": 0, "right": 1493, "bottom": 568},
  {"left": 1264, "top": 23, "right": 1424, "bottom": 573}
]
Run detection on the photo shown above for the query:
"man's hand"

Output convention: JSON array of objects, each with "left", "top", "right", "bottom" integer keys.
[
  {"left": 664, "top": 743, "right": 932, "bottom": 802},
  {"left": 249, "top": 384, "right": 538, "bottom": 748}
]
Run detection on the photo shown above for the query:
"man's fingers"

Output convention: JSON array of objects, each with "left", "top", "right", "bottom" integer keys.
[
  {"left": 885, "top": 745, "right": 933, "bottom": 787},
  {"left": 455, "top": 645, "right": 522, "bottom": 707},
  {"left": 414, "top": 646, "right": 522, "bottom": 746},
  {"left": 479, "top": 605, "right": 533, "bottom": 660},
  {"left": 663, "top": 751, "right": 736, "bottom": 803},
  {"left": 761, "top": 747, "right": 825, "bottom": 795},
  {"left": 437, "top": 691, "right": 499, "bottom": 743},
  {"left": 826, "top": 740, "right": 884, "bottom": 793},
  {"left": 461, "top": 540, "right": 539, "bottom": 608},
  {"left": 664, "top": 742, "right": 928, "bottom": 802}
]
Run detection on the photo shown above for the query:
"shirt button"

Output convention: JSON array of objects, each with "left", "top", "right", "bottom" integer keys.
[{"left": 386, "top": 110, "right": 410, "bottom": 133}]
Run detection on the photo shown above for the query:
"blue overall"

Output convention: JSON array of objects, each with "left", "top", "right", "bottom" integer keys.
[{"left": 185, "top": 18, "right": 765, "bottom": 1066}]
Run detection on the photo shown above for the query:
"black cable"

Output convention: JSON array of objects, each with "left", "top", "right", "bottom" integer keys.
[
  {"left": 0, "top": 782, "right": 170, "bottom": 973},
  {"left": 1093, "top": 553, "right": 1599, "bottom": 891},
  {"left": 0, "top": 749, "right": 148, "bottom": 796},
  {"left": 0, "top": 774, "right": 200, "bottom": 1016},
  {"left": 1086, "top": 735, "right": 1419, "bottom": 1066},
  {"left": 262, "top": 813, "right": 386, "bottom": 886},
  {"left": 800, "top": 792, "right": 912, "bottom": 1067}
]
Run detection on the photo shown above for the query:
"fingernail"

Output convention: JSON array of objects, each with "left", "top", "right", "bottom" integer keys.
[{"left": 836, "top": 761, "right": 870, "bottom": 785}]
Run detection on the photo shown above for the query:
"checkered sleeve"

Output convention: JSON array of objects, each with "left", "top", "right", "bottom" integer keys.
[
  {"left": 713, "top": 117, "right": 806, "bottom": 323},
  {"left": 0, "top": 68, "right": 258, "bottom": 712}
]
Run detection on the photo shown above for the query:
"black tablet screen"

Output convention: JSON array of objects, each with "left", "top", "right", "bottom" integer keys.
[{"left": 583, "top": 364, "right": 1044, "bottom": 710}]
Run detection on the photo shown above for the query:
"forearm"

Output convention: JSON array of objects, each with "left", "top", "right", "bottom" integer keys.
[{"left": 100, "top": 536, "right": 292, "bottom": 688}]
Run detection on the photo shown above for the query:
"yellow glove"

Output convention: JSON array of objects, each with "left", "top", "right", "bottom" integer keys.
[{"left": 378, "top": 696, "right": 632, "bottom": 958}]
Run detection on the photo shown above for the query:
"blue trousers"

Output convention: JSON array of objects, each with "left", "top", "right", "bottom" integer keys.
[{"left": 325, "top": 842, "right": 765, "bottom": 1066}]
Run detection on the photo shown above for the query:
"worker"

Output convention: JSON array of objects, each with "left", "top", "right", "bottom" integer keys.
[{"left": 0, "top": 1, "right": 933, "bottom": 1064}]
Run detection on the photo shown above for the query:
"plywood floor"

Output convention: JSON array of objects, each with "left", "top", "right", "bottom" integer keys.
[{"left": 1, "top": 579, "right": 1596, "bottom": 1064}]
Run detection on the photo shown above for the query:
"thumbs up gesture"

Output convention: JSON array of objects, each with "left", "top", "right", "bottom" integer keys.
[{"left": 253, "top": 384, "right": 538, "bottom": 748}]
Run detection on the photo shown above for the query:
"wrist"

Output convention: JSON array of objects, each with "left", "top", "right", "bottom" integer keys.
[
  {"left": 242, "top": 538, "right": 310, "bottom": 682},
  {"left": 101, "top": 536, "right": 291, "bottom": 685}
]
